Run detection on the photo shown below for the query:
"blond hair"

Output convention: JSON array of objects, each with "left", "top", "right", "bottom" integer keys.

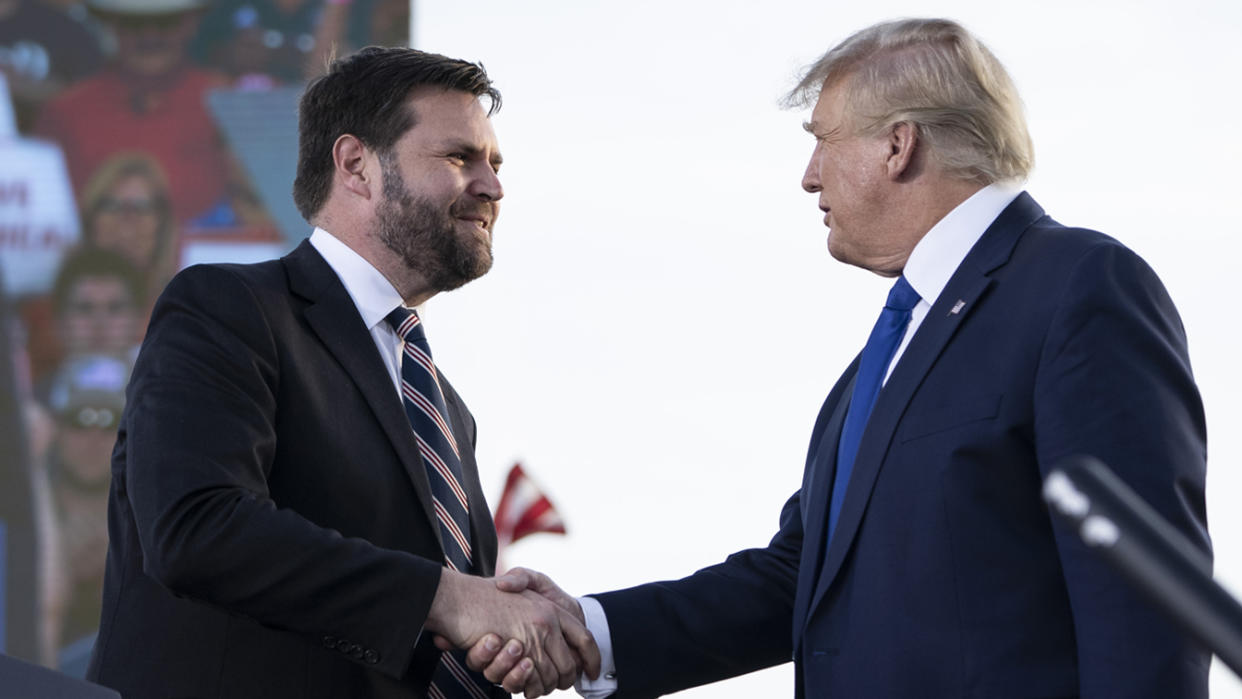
[{"left": 787, "top": 18, "right": 1033, "bottom": 184}]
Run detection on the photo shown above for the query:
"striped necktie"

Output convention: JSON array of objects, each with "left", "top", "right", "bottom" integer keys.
[{"left": 385, "top": 307, "right": 490, "bottom": 699}]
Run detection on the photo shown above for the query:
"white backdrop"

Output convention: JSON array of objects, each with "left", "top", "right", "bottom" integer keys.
[{"left": 414, "top": 1, "right": 1242, "bottom": 696}]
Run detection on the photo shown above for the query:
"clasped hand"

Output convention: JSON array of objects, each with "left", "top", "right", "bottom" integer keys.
[{"left": 429, "top": 568, "right": 597, "bottom": 697}]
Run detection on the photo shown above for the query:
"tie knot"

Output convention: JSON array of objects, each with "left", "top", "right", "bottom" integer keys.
[
  {"left": 885, "top": 276, "right": 920, "bottom": 312},
  {"left": 385, "top": 307, "right": 423, "bottom": 342}
]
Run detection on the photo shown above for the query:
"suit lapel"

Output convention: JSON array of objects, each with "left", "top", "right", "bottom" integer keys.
[
  {"left": 802, "top": 192, "right": 1047, "bottom": 625},
  {"left": 457, "top": 434, "right": 494, "bottom": 575},
  {"left": 283, "top": 241, "right": 444, "bottom": 552},
  {"left": 792, "top": 364, "right": 856, "bottom": 656}
]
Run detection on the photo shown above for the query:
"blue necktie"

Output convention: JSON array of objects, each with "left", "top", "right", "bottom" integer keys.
[
  {"left": 385, "top": 308, "right": 490, "bottom": 699},
  {"left": 827, "top": 276, "right": 921, "bottom": 542}
]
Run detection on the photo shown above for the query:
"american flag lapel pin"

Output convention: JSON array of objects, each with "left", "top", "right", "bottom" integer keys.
[{"left": 949, "top": 299, "right": 966, "bottom": 315}]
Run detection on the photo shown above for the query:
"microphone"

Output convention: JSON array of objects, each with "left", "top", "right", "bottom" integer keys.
[{"left": 1043, "top": 454, "right": 1242, "bottom": 677}]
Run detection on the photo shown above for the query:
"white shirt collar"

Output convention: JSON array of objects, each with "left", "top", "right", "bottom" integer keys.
[
  {"left": 308, "top": 227, "right": 405, "bottom": 330},
  {"left": 903, "top": 182, "right": 1022, "bottom": 307}
]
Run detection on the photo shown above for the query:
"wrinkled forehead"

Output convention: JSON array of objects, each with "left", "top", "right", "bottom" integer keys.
[{"left": 808, "top": 77, "right": 856, "bottom": 132}]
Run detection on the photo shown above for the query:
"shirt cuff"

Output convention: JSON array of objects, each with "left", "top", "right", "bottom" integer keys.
[{"left": 575, "top": 595, "right": 618, "bottom": 698}]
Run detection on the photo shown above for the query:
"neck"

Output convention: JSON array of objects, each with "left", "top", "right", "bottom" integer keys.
[
  {"left": 924, "top": 178, "right": 987, "bottom": 229},
  {"left": 880, "top": 178, "right": 986, "bottom": 275},
  {"left": 369, "top": 245, "right": 437, "bottom": 307},
  {"left": 315, "top": 214, "right": 437, "bottom": 306}
]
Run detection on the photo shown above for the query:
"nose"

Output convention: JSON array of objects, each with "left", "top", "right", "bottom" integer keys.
[
  {"left": 801, "top": 142, "right": 823, "bottom": 193},
  {"left": 470, "top": 165, "right": 504, "bottom": 203}
]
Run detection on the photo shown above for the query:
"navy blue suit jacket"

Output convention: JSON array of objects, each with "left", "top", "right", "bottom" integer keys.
[{"left": 594, "top": 193, "right": 1210, "bottom": 697}]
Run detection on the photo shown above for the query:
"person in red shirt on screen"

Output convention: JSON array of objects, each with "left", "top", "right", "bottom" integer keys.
[{"left": 35, "top": 0, "right": 228, "bottom": 225}]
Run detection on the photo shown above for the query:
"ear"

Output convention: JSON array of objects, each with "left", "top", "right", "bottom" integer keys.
[
  {"left": 885, "top": 122, "right": 918, "bottom": 180},
  {"left": 332, "top": 134, "right": 375, "bottom": 200}
]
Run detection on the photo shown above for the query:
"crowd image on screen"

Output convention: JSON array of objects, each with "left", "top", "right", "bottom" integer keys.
[
  {"left": 34, "top": 0, "right": 232, "bottom": 225},
  {"left": 1, "top": 0, "right": 408, "bottom": 677},
  {"left": 19, "top": 246, "right": 143, "bottom": 389},
  {"left": 0, "top": 0, "right": 104, "bottom": 132},
  {"left": 40, "top": 353, "right": 129, "bottom": 675},
  {"left": 77, "top": 153, "right": 175, "bottom": 304},
  {"left": 191, "top": 0, "right": 366, "bottom": 86}
]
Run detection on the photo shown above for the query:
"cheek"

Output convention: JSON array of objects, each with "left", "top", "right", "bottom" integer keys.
[
  {"left": 91, "top": 217, "right": 120, "bottom": 243},
  {"left": 838, "top": 157, "right": 886, "bottom": 208},
  {"left": 129, "top": 226, "right": 159, "bottom": 260},
  {"left": 139, "top": 218, "right": 160, "bottom": 242},
  {"left": 104, "top": 314, "right": 139, "bottom": 344},
  {"left": 62, "top": 314, "right": 93, "bottom": 337},
  {"left": 62, "top": 432, "right": 114, "bottom": 468}
]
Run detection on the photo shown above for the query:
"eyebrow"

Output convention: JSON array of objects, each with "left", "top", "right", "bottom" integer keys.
[
  {"left": 443, "top": 139, "right": 503, "bottom": 167},
  {"left": 802, "top": 120, "right": 839, "bottom": 138}
]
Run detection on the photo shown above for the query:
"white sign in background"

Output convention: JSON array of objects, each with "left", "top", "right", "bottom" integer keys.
[{"left": 0, "top": 74, "right": 80, "bottom": 297}]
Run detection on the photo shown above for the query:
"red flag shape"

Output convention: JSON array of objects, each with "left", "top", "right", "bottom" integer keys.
[{"left": 493, "top": 463, "right": 566, "bottom": 549}]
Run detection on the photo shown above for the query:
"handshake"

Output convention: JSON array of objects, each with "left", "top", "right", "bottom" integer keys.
[{"left": 426, "top": 567, "right": 599, "bottom": 698}]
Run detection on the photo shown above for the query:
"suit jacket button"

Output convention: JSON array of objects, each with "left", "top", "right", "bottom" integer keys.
[
  {"left": 322, "top": 635, "right": 337, "bottom": 649},
  {"left": 349, "top": 644, "right": 363, "bottom": 659},
  {"left": 336, "top": 639, "right": 351, "bottom": 653},
  {"left": 364, "top": 649, "right": 380, "bottom": 664}
]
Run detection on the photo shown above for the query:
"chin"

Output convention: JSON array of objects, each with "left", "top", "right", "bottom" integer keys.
[{"left": 826, "top": 237, "right": 851, "bottom": 265}]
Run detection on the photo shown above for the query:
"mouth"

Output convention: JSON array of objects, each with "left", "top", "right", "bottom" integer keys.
[{"left": 455, "top": 214, "right": 491, "bottom": 235}]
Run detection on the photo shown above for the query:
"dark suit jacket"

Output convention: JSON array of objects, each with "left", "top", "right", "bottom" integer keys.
[
  {"left": 595, "top": 193, "right": 1210, "bottom": 698},
  {"left": 87, "top": 240, "right": 505, "bottom": 699}
]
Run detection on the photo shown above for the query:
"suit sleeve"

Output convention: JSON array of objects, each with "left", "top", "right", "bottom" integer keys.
[
  {"left": 1033, "top": 241, "right": 1210, "bottom": 697},
  {"left": 591, "top": 491, "right": 802, "bottom": 698},
  {"left": 122, "top": 265, "right": 442, "bottom": 679}
]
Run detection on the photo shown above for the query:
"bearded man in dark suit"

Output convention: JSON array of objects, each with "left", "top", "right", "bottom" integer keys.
[{"left": 87, "top": 46, "right": 598, "bottom": 699}]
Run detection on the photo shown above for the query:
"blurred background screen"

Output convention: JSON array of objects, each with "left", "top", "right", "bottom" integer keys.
[{"left": 0, "top": 0, "right": 407, "bottom": 674}]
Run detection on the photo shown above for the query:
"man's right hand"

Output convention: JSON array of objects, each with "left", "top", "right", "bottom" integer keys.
[
  {"left": 494, "top": 568, "right": 584, "bottom": 624},
  {"left": 426, "top": 568, "right": 600, "bottom": 697},
  {"left": 454, "top": 568, "right": 594, "bottom": 696}
]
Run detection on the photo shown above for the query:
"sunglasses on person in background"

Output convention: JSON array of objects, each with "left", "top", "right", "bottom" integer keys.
[
  {"left": 66, "top": 299, "right": 135, "bottom": 316},
  {"left": 61, "top": 406, "right": 120, "bottom": 431},
  {"left": 96, "top": 197, "right": 163, "bottom": 216}
]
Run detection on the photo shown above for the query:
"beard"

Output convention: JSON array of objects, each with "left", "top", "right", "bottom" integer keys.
[{"left": 375, "top": 155, "right": 494, "bottom": 292}]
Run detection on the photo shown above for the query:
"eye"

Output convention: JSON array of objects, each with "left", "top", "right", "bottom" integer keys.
[{"left": 447, "top": 153, "right": 467, "bottom": 165}]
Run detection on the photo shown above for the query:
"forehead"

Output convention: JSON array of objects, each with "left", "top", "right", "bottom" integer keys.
[
  {"left": 397, "top": 88, "right": 499, "bottom": 151},
  {"left": 70, "top": 276, "right": 130, "bottom": 298},
  {"left": 109, "top": 174, "right": 158, "bottom": 196},
  {"left": 810, "top": 78, "right": 850, "bottom": 128}
]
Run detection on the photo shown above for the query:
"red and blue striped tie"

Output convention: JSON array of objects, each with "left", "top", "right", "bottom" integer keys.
[{"left": 386, "top": 307, "right": 490, "bottom": 699}]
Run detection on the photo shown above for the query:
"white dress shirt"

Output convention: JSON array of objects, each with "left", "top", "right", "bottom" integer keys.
[
  {"left": 575, "top": 182, "right": 1022, "bottom": 698},
  {"left": 309, "top": 227, "right": 409, "bottom": 397},
  {"left": 886, "top": 182, "right": 1021, "bottom": 383}
]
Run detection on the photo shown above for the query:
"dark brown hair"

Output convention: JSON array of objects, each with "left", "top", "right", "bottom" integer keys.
[
  {"left": 52, "top": 248, "right": 145, "bottom": 316},
  {"left": 292, "top": 46, "right": 501, "bottom": 221}
]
